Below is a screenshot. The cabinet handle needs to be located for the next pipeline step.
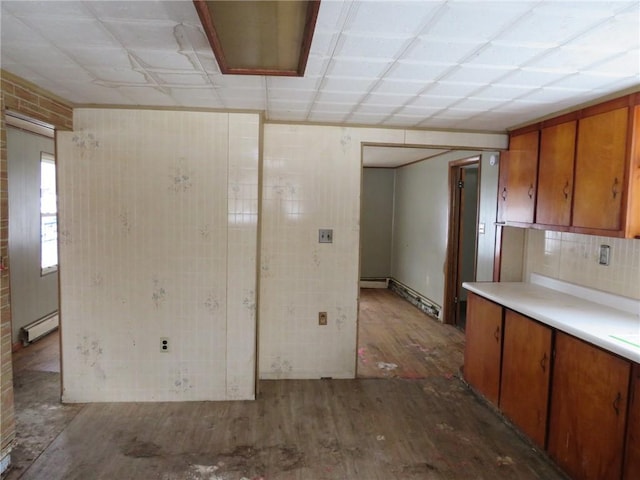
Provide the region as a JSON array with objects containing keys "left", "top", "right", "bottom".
[
  {"left": 540, "top": 353, "right": 547, "bottom": 373},
  {"left": 501, "top": 187, "right": 507, "bottom": 200},
  {"left": 563, "top": 181, "right": 570, "bottom": 200},
  {"left": 613, "top": 392, "right": 622, "bottom": 416},
  {"left": 494, "top": 326, "right": 500, "bottom": 343},
  {"left": 612, "top": 177, "right": 619, "bottom": 199},
  {"left": 528, "top": 183, "right": 534, "bottom": 199}
]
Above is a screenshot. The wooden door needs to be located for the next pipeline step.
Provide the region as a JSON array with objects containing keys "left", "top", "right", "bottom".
[
  {"left": 624, "top": 363, "right": 640, "bottom": 479},
  {"left": 505, "top": 130, "right": 539, "bottom": 224},
  {"left": 548, "top": 332, "right": 630, "bottom": 480},
  {"left": 573, "top": 107, "right": 629, "bottom": 231},
  {"left": 463, "top": 292, "right": 503, "bottom": 404},
  {"left": 536, "top": 121, "right": 576, "bottom": 226},
  {"left": 499, "top": 310, "right": 552, "bottom": 448}
]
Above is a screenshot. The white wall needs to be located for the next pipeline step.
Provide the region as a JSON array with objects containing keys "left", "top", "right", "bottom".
[
  {"left": 57, "top": 109, "right": 259, "bottom": 402},
  {"left": 7, "top": 128, "right": 58, "bottom": 344},
  {"left": 360, "top": 168, "right": 395, "bottom": 279},
  {"left": 259, "top": 125, "right": 506, "bottom": 378},
  {"left": 524, "top": 230, "right": 640, "bottom": 300}
]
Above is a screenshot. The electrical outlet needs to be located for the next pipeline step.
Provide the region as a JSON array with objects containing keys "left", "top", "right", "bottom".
[
  {"left": 319, "top": 229, "right": 333, "bottom": 243},
  {"left": 160, "top": 337, "right": 170, "bottom": 352},
  {"left": 318, "top": 312, "right": 328, "bottom": 325},
  {"left": 599, "top": 245, "right": 611, "bottom": 266}
]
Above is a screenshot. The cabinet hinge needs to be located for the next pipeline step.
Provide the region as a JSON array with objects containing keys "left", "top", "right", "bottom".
[
  {"left": 457, "top": 180, "right": 464, "bottom": 188},
  {"left": 454, "top": 296, "right": 458, "bottom": 304}
]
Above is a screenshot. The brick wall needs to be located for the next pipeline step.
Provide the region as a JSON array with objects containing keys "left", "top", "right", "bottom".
[{"left": 0, "top": 70, "right": 73, "bottom": 459}]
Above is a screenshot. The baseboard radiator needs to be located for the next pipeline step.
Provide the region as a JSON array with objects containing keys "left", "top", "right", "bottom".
[
  {"left": 388, "top": 278, "right": 441, "bottom": 319},
  {"left": 21, "top": 312, "right": 59, "bottom": 345},
  {"left": 359, "top": 277, "right": 389, "bottom": 289}
]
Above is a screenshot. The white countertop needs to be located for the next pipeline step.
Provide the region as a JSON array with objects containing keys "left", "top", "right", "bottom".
[{"left": 462, "top": 280, "right": 640, "bottom": 364}]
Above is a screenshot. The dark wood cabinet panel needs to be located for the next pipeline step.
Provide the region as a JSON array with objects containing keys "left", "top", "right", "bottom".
[
  {"left": 548, "top": 332, "right": 630, "bottom": 480},
  {"left": 624, "top": 363, "right": 640, "bottom": 479},
  {"left": 463, "top": 292, "right": 503, "bottom": 405},
  {"left": 536, "top": 121, "right": 576, "bottom": 227},
  {"left": 573, "top": 107, "right": 629, "bottom": 231},
  {"left": 499, "top": 310, "right": 552, "bottom": 448},
  {"left": 505, "top": 131, "right": 539, "bottom": 224}
]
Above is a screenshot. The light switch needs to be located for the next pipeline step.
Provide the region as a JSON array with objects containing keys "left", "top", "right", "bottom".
[
  {"left": 319, "top": 229, "right": 333, "bottom": 243},
  {"left": 478, "top": 223, "right": 485, "bottom": 235},
  {"left": 599, "top": 245, "right": 610, "bottom": 266}
]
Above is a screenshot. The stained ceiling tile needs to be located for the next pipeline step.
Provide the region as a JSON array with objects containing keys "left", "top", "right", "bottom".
[
  {"left": 127, "top": 50, "right": 200, "bottom": 71},
  {"left": 86, "top": 67, "right": 149, "bottom": 85},
  {"left": 65, "top": 47, "right": 133, "bottom": 69},
  {"left": 156, "top": 73, "right": 210, "bottom": 86},
  {"left": 101, "top": 19, "right": 183, "bottom": 50}
]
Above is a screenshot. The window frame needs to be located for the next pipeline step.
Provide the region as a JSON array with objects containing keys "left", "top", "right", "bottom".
[{"left": 40, "top": 151, "right": 58, "bottom": 276}]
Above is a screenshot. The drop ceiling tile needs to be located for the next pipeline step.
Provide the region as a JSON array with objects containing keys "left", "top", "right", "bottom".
[
  {"left": 219, "top": 76, "right": 265, "bottom": 89},
  {"left": 466, "top": 43, "right": 550, "bottom": 68},
  {"left": 345, "top": 1, "right": 442, "bottom": 36},
  {"left": 328, "top": 58, "right": 392, "bottom": 77},
  {"left": 362, "top": 93, "right": 416, "bottom": 106},
  {"left": 321, "top": 77, "right": 376, "bottom": 92},
  {"left": 304, "top": 55, "right": 331, "bottom": 77},
  {"left": 312, "top": 102, "right": 356, "bottom": 114},
  {"left": 64, "top": 83, "right": 138, "bottom": 105},
  {"left": 315, "top": 91, "right": 363, "bottom": 103},
  {"left": 268, "top": 100, "right": 313, "bottom": 110},
  {"left": 545, "top": 73, "right": 626, "bottom": 91},
  {"left": 309, "top": 31, "right": 339, "bottom": 56},
  {"left": 225, "top": 98, "right": 266, "bottom": 110},
  {"left": 403, "top": 38, "right": 480, "bottom": 63},
  {"left": 336, "top": 33, "right": 411, "bottom": 58},
  {"left": 569, "top": 8, "right": 640, "bottom": 52},
  {"left": 128, "top": 50, "right": 200, "bottom": 71},
  {"left": 101, "top": 19, "right": 182, "bottom": 50},
  {"left": 156, "top": 73, "right": 209, "bottom": 86},
  {"left": 437, "top": 108, "right": 485, "bottom": 120},
  {"left": 113, "top": 86, "right": 178, "bottom": 106},
  {"left": 354, "top": 104, "right": 400, "bottom": 115},
  {"left": 307, "top": 111, "right": 349, "bottom": 123},
  {"left": 314, "top": 0, "right": 350, "bottom": 31},
  {"left": 86, "top": 67, "right": 149, "bottom": 84},
  {"left": 24, "top": 16, "right": 122, "bottom": 49},
  {"left": 218, "top": 88, "right": 265, "bottom": 102},
  {"left": 268, "top": 89, "right": 316, "bottom": 102},
  {"left": 454, "top": 97, "right": 508, "bottom": 111},
  {"left": 498, "top": 2, "right": 624, "bottom": 48},
  {"left": 423, "top": 1, "right": 536, "bottom": 42},
  {"left": 441, "top": 65, "right": 512, "bottom": 84},
  {"left": 493, "top": 69, "right": 567, "bottom": 88},
  {"left": 528, "top": 47, "right": 624, "bottom": 73},
  {"left": 373, "top": 79, "right": 426, "bottom": 96},
  {"left": 471, "top": 84, "right": 532, "bottom": 100},
  {"left": 0, "top": 13, "right": 49, "bottom": 46},
  {"left": 170, "top": 89, "right": 223, "bottom": 108},
  {"left": 65, "top": 46, "right": 133, "bottom": 68},
  {"left": 409, "top": 94, "right": 459, "bottom": 108},
  {"left": 344, "top": 113, "right": 389, "bottom": 124},
  {"left": 423, "top": 81, "right": 484, "bottom": 97},
  {"left": 267, "top": 76, "right": 322, "bottom": 90},
  {"left": 517, "top": 87, "right": 593, "bottom": 104},
  {"left": 2, "top": 1, "right": 93, "bottom": 19},
  {"left": 418, "top": 117, "right": 464, "bottom": 129},
  {"left": 385, "top": 61, "right": 452, "bottom": 81},
  {"left": 584, "top": 49, "right": 640, "bottom": 77},
  {"left": 89, "top": 1, "right": 182, "bottom": 21},
  {"left": 396, "top": 105, "right": 444, "bottom": 117}
]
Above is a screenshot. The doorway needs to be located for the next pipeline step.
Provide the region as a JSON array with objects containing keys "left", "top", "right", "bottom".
[{"left": 445, "top": 157, "right": 480, "bottom": 330}]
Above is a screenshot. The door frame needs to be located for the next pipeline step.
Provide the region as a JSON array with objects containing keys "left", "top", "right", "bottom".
[{"left": 443, "top": 156, "right": 481, "bottom": 326}]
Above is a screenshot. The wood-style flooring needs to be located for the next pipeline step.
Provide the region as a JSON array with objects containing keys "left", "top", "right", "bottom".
[
  {"left": 357, "top": 288, "right": 465, "bottom": 379},
  {"left": 5, "top": 291, "right": 568, "bottom": 480}
]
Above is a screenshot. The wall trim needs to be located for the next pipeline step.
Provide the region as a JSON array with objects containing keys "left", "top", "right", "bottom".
[{"left": 387, "top": 278, "right": 441, "bottom": 319}]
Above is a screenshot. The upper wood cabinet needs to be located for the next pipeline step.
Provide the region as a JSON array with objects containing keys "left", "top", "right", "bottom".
[
  {"left": 463, "top": 292, "right": 503, "bottom": 405},
  {"left": 504, "top": 131, "right": 539, "bottom": 224},
  {"left": 502, "top": 93, "right": 640, "bottom": 238},
  {"left": 548, "top": 332, "right": 630, "bottom": 480},
  {"left": 536, "top": 120, "right": 577, "bottom": 227},
  {"left": 573, "top": 107, "right": 629, "bottom": 231}
]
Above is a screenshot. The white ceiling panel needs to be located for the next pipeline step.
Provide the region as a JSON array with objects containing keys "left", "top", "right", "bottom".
[
  {"left": 363, "top": 146, "right": 450, "bottom": 167},
  {"left": 1, "top": 0, "right": 638, "bottom": 133}
]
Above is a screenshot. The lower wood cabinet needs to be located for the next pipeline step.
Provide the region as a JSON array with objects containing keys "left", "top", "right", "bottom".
[
  {"left": 499, "top": 310, "right": 552, "bottom": 448},
  {"left": 548, "top": 332, "right": 630, "bottom": 480},
  {"left": 463, "top": 292, "right": 503, "bottom": 404},
  {"left": 624, "top": 363, "right": 640, "bottom": 478}
]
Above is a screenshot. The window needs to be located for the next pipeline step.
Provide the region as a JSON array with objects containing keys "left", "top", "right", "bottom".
[{"left": 40, "top": 153, "right": 57, "bottom": 274}]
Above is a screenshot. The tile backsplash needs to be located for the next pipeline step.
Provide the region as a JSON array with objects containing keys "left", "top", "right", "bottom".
[{"left": 525, "top": 230, "right": 640, "bottom": 300}]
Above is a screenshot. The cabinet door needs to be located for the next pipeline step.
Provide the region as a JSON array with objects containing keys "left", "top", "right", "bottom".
[
  {"left": 573, "top": 107, "right": 629, "bottom": 231},
  {"left": 505, "top": 130, "right": 539, "bottom": 224},
  {"left": 536, "top": 121, "right": 576, "bottom": 226},
  {"left": 548, "top": 332, "right": 630, "bottom": 480},
  {"left": 624, "top": 363, "right": 640, "bottom": 479},
  {"left": 499, "top": 310, "right": 552, "bottom": 448},
  {"left": 463, "top": 292, "right": 503, "bottom": 405}
]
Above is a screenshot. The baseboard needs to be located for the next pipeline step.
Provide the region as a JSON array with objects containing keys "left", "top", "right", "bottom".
[
  {"left": 388, "top": 278, "right": 441, "bottom": 320},
  {"left": 1, "top": 449, "right": 12, "bottom": 476},
  {"left": 359, "top": 278, "right": 389, "bottom": 289},
  {"left": 11, "top": 341, "right": 22, "bottom": 353}
]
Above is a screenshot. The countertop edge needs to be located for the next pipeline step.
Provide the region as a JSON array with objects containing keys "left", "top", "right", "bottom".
[{"left": 463, "top": 281, "right": 640, "bottom": 364}]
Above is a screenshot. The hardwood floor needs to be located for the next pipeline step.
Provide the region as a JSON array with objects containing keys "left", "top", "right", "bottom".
[
  {"left": 5, "top": 295, "right": 568, "bottom": 480},
  {"left": 357, "top": 288, "right": 465, "bottom": 379}
]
